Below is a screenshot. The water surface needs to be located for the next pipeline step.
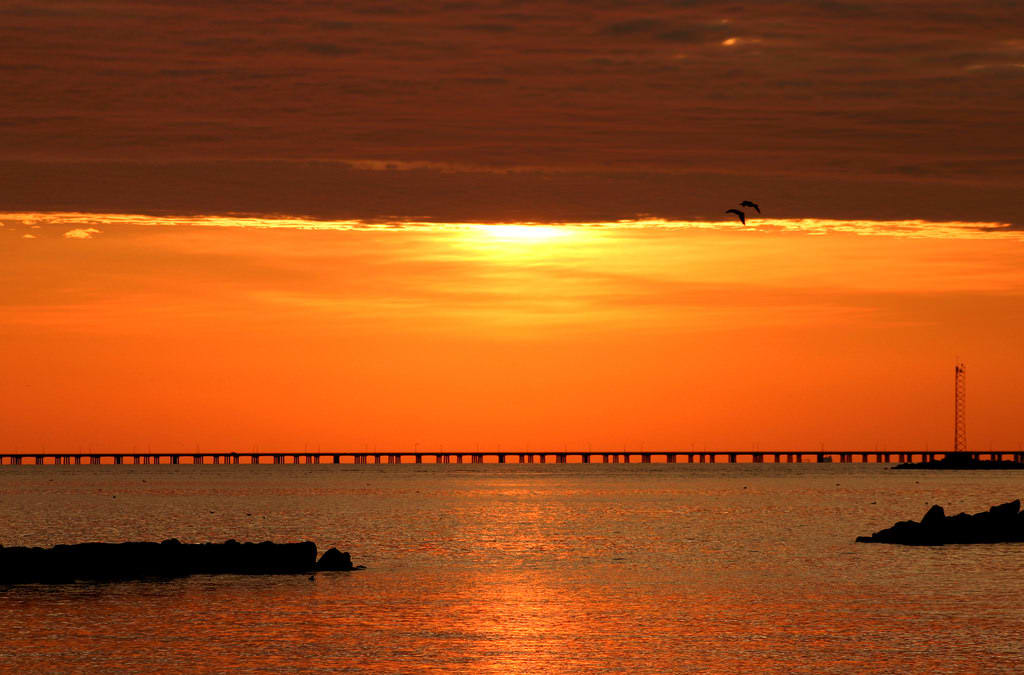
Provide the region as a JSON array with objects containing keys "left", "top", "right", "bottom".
[{"left": 1, "top": 464, "right": 1022, "bottom": 673}]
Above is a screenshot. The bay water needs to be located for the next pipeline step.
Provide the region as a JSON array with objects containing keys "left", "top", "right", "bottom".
[{"left": 1, "top": 464, "right": 1022, "bottom": 673}]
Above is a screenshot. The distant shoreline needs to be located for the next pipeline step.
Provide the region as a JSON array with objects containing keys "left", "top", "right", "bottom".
[{"left": 893, "top": 454, "right": 1024, "bottom": 470}]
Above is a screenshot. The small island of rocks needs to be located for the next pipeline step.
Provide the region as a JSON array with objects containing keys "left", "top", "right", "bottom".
[
  {"left": 857, "top": 499, "right": 1024, "bottom": 545},
  {"left": 0, "top": 540, "right": 364, "bottom": 584},
  {"left": 893, "top": 453, "right": 1024, "bottom": 470}
]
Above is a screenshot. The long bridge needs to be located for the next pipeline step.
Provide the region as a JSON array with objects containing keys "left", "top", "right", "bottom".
[{"left": 0, "top": 450, "right": 1021, "bottom": 466}]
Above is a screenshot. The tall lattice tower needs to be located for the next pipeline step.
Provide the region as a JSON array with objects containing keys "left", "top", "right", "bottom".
[{"left": 954, "top": 362, "right": 967, "bottom": 453}]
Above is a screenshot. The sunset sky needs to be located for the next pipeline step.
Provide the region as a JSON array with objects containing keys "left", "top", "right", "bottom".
[{"left": 2, "top": 1, "right": 1023, "bottom": 453}]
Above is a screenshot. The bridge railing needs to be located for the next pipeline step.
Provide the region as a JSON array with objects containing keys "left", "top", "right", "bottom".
[{"left": 3, "top": 450, "right": 1022, "bottom": 466}]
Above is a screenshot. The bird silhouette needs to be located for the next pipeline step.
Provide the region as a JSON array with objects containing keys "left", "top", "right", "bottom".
[
  {"left": 740, "top": 200, "right": 760, "bottom": 213},
  {"left": 725, "top": 209, "right": 746, "bottom": 225}
]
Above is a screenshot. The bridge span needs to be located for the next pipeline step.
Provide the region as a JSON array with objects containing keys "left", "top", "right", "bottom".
[{"left": 1, "top": 450, "right": 1022, "bottom": 466}]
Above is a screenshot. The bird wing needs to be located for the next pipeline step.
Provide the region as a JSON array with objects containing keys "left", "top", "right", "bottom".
[
  {"left": 725, "top": 209, "right": 746, "bottom": 224},
  {"left": 741, "top": 200, "right": 761, "bottom": 213}
]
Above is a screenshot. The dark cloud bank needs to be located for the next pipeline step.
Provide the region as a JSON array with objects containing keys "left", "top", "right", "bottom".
[{"left": 1, "top": 0, "right": 1022, "bottom": 222}]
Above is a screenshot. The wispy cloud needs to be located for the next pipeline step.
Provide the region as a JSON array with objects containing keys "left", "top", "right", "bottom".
[
  {"left": 62, "top": 227, "right": 101, "bottom": 239},
  {"left": 5, "top": 212, "right": 1021, "bottom": 241}
]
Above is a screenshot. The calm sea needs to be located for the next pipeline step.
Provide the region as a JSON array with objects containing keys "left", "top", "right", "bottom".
[{"left": 1, "top": 464, "right": 1022, "bottom": 673}]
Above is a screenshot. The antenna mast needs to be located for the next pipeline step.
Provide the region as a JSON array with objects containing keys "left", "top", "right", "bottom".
[{"left": 954, "top": 362, "right": 967, "bottom": 453}]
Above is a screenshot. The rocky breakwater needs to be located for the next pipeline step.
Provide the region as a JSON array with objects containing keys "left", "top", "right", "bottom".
[
  {"left": 856, "top": 499, "right": 1024, "bottom": 545},
  {"left": 0, "top": 540, "right": 363, "bottom": 584},
  {"left": 893, "top": 453, "right": 1024, "bottom": 470}
]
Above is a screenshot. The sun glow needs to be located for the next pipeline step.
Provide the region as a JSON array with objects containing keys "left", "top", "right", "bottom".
[
  {"left": 472, "top": 224, "right": 572, "bottom": 243},
  {"left": 458, "top": 224, "right": 584, "bottom": 265}
]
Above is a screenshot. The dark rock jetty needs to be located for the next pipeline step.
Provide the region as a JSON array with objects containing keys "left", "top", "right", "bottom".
[
  {"left": 856, "top": 499, "right": 1024, "bottom": 545},
  {"left": 0, "top": 540, "right": 363, "bottom": 584},
  {"left": 893, "top": 453, "right": 1024, "bottom": 470}
]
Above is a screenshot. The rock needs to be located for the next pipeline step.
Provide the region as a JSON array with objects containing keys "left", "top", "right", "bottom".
[
  {"left": 0, "top": 539, "right": 331, "bottom": 584},
  {"left": 315, "top": 547, "right": 364, "bottom": 571},
  {"left": 893, "top": 454, "right": 1024, "bottom": 470},
  {"left": 920, "top": 504, "right": 945, "bottom": 527},
  {"left": 857, "top": 500, "right": 1024, "bottom": 545},
  {"left": 989, "top": 499, "right": 1020, "bottom": 519}
]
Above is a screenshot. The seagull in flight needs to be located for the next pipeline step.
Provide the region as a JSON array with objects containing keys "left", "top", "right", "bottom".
[
  {"left": 725, "top": 209, "right": 746, "bottom": 225},
  {"left": 740, "top": 200, "right": 760, "bottom": 214}
]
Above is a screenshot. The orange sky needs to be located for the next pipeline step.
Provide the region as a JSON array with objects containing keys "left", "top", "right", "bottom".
[
  {"left": 2, "top": 214, "right": 1022, "bottom": 453},
  {"left": 2, "top": 1, "right": 1023, "bottom": 454}
]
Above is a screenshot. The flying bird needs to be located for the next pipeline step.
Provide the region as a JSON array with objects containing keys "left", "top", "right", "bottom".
[
  {"left": 740, "top": 200, "right": 761, "bottom": 213},
  {"left": 725, "top": 209, "right": 746, "bottom": 225}
]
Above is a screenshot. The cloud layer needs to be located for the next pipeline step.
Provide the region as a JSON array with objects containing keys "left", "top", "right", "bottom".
[{"left": 1, "top": 1, "right": 1022, "bottom": 220}]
